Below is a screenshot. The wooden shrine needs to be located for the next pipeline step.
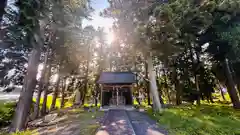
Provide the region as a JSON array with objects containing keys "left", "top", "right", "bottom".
[{"left": 97, "top": 72, "right": 136, "bottom": 107}]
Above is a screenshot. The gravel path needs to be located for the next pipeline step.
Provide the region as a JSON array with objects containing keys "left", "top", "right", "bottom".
[
  {"left": 127, "top": 111, "right": 168, "bottom": 135},
  {"left": 96, "top": 110, "right": 135, "bottom": 135}
]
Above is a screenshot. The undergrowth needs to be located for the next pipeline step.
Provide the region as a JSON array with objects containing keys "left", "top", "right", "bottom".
[{"left": 148, "top": 103, "right": 240, "bottom": 135}]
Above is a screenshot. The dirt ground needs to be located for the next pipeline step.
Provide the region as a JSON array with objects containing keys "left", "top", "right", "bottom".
[{"left": 28, "top": 108, "right": 104, "bottom": 135}]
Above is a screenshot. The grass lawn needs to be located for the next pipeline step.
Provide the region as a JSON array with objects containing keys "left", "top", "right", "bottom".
[
  {"left": 70, "top": 108, "right": 104, "bottom": 135},
  {"left": 148, "top": 103, "right": 240, "bottom": 135},
  {"left": 0, "top": 102, "right": 15, "bottom": 128}
]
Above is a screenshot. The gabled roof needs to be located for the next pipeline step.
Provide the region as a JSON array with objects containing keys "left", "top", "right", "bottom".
[{"left": 97, "top": 72, "right": 136, "bottom": 84}]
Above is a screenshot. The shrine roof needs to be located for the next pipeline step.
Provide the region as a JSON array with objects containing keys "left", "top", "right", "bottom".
[{"left": 97, "top": 72, "right": 136, "bottom": 84}]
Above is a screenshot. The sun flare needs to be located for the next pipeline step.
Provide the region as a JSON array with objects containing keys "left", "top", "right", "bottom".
[{"left": 106, "top": 31, "right": 114, "bottom": 44}]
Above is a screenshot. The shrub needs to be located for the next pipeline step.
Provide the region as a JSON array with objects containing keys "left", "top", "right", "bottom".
[{"left": 0, "top": 102, "right": 16, "bottom": 127}]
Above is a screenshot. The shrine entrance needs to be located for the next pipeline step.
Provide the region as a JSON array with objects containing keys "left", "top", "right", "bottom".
[
  {"left": 97, "top": 72, "right": 136, "bottom": 108},
  {"left": 101, "top": 85, "right": 133, "bottom": 106}
]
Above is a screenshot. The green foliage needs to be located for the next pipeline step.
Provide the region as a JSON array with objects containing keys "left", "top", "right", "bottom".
[
  {"left": 76, "top": 110, "right": 103, "bottom": 135},
  {"left": 32, "top": 95, "right": 73, "bottom": 110},
  {"left": 148, "top": 104, "right": 240, "bottom": 135},
  {"left": 10, "top": 130, "right": 35, "bottom": 135},
  {"left": 0, "top": 102, "right": 16, "bottom": 127},
  {"left": 83, "top": 103, "right": 100, "bottom": 108}
]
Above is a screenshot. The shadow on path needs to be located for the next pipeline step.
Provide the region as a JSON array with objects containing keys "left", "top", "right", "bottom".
[
  {"left": 96, "top": 110, "right": 135, "bottom": 135},
  {"left": 96, "top": 110, "right": 167, "bottom": 135},
  {"left": 127, "top": 111, "right": 168, "bottom": 135}
]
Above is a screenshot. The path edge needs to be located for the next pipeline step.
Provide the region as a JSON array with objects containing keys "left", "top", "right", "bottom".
[
  {"left": 95, "top": 110, "right": 110, "bottom": 134},
  {"left": 125, "top": 110, "right": 136, "bottom": 135}
]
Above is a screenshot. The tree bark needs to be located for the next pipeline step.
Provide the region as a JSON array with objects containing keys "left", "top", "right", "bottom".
[
  {"left": 195, "top": 75, "right": 201, "bottom": 105},
  {"left": 173, "top": 66, "right": 182, "bottom": 105},
  {"left": 82, "top": 81, "right": 87, "bottom": 105},
  {"left": 75, "top": 89, "right": 82, "bottom": 105},
  {"left": 33, "top": 51, "right": 48, "bottom": 119},
  {"left": 190, "top": 47, "right": 201, "bottom": 105},
  {"left": 220, "top": 88, "right": 226, "bottom": 101},
  {"left": 224, "top": 58, "right": 240, "bottom": 109},
  {"left": 147, "top": 53, "right": 162, "bottom": 111},
  {"left": 237, "top": 83, "right": 240, "bottom": 97},
  {"left": 81, "top": 41, "right": 90, "bottom": 105},
  {"left": 144, "top": 61, "right": 151, "bottom": 105},
  {"left": 136, "top": 74, "right": 141, "bottom": 105},
  {"left": 61, "top": 78, "right": 68, "bottom": 108},
  {"left": 50, "top": 74, "right": 61, "bottom": 111},
  {"left": 217, "top": 81, "right": 226, "bottom": 101},
  {"left": 163, "top": 68, "right": 171, "bottom": 103},
  {"left": 95, "top": 83, "right": 100, "bottom": 106},
  {"left": 156, "top": 78, "right": 164, "bottom": 104},
  {"left": 41, "top": 61, "right": 52, "bottom": 116},
  {"left": 10, "top": 48, "right": 41, "bottom": 131}
]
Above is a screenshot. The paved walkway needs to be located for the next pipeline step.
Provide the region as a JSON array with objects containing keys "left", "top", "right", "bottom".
[
  {"left": 127, "top": 111, "right": 167, "bottom": 135},
  {"left": 97, "top": 110, "right": 135, "bottom": 135},
  {"left": 96, "top": 110, "right": 167, "bottom": 135}
]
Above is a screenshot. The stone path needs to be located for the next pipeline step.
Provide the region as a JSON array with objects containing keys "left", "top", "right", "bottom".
[
  {"left": 97, "top": 110, "right": 135, "bottom": 135},
  {"left": 127, "top": 111, "right": 168, "bottom": 135},
  {"left": 96, "top": 110, "right": 167, "bottom": 135}
]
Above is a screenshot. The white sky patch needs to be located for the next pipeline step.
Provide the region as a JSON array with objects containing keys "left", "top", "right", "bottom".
[
  {"left": 93, "top": 52, "right": 98, "bottom": 57},
  {"left": 6, "top": 68, "right": 16, "bottom": 79},
  {"left": 83, "top": 13, "right": 114, "bottom": 30},
  {"left": 65, "top": 78, "right": 71, "bottom": 85},
  {"left": 36, "top": 64, "right": 44, "bottom": 81},
  {"left": 2, "top": 58, "right": 11, "bottom": 63},
  {"left": 82, "top": 3, "right": 114, "bottom": 45},
  {"left": 51, "top": 74, "right": 59, "bottom": 84},
  {"left": 106, "top": 30, "right": 114, "bottom": 44},
  {"left": 96, "top": 43, "right": 100, "bottom": 48},
  {"left": 24, "top": 63, "right": 28, "bottom": 68},
  {"left": 202, "top": 43, "right": 209, "bottom": 51}
]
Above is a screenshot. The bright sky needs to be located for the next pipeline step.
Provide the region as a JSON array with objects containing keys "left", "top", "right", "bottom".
[
  {"left": 83, "top": 0, "right": 113, "bottom": 29},
  {"left": 82, "top": 0, "right": 114, "bottom": 43}
]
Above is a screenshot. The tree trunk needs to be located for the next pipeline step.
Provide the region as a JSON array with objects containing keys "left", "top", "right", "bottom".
[
  {"left": 217, "top": 82, "right": 226, "bottom": 101},
  {"left": 82, "top": 81, "right": 87, "bottom": 105},
  {"left": 0, "top": 0, "right": 7, "bottom": 23},
  {"left": 147, "top": 53, "right": 162, "bottom": 111},
  {"left": 75, "top": 89, "right": 82, "bottom": 105},
  {"left": 10, "top": 48, "right": 41, "bottom": 131},
  {"left": 33, "top": 51, "right": 48, "bottom": 119},
  {"left": 195, "top": 75, "right": 201, "bottom": 106},
  {"left": 163, "top": 68, "right": 171, "bottom": 103},
  {"left": 156, "top": 79, "right": 164, "bottom": 104},
  {"left": 50, "top": 74, "right": 61, "bottom": 111},
  {"left": 144, "top": 61, "right": 151, "bottom": 105},
  {"left": 190, "top": 47, "right": 201, "bottom": 105},
  {"left": 61, "top": 78, "right": 68, "bottom": 108},
  {"left": 95, "top": 83, "right": 100, "bottom": 106},
  {"left": 136, "top": 75, "right": 141, "bottom": 105},
  {"left": 220, "top": 88, "right": 226, "bottom": 101},
  {"left": 173, "top": 66, "right": 182, "bottom": 105},
  {"left": 41, "top": 61, "right": 52, "bottom": 116},
  {"left": 95, "top": 67, "right": 102, "bottom": 106},
  {"left": 237, "top": 83, "right": 240, "bottom": 97},
  {"left": 224, "top": 58, "right": 240, "bottom": 109}
]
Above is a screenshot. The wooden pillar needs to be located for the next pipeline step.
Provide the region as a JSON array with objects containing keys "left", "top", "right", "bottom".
[
  {"left": 117, "top": 87, "right": 119, "bottom": 106},
  {"left": 131, "top": 85, "right": 133, "bottom": 105},
  {"left": 100, "top": 86, "right": 103, "bottom": 108}
]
